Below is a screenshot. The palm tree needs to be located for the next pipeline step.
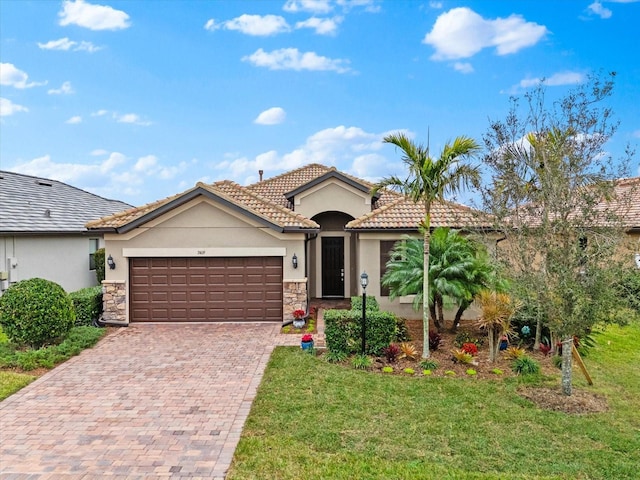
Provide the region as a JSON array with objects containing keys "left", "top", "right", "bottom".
[
  {"left": 373, "top": 133, "right": 481, "bottom": 358},
  {"left": 381, "top": 228, "right": 497, "bottom": 333}
]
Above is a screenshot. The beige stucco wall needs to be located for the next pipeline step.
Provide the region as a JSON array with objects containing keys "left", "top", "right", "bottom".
[
  {"left": 294, "top": 180, "right": 372, "bottom": 220},
  {"left": 0, "top": 234, "right": 103, "bottom": 294}
]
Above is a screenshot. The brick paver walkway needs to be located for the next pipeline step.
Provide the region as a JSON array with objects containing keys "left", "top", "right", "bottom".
[{"left": 0, "top": 323, "right": 300, "bottom": 479}]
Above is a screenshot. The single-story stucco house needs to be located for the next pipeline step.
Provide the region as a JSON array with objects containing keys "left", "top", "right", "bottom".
[
  {"left": 0, "top": 170, "right": 132, "bottom": 295},
  {"left": 87, "top": 163, "right": 495, "bottom": 325}
]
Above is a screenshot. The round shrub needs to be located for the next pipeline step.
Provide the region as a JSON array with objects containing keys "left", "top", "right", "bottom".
[{"left": 0, "top": 278, "right": 76, "bottom": 348}]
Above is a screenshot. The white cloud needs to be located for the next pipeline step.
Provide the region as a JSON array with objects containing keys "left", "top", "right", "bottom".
[
  {"left": 0, "top": 97, "right": 28, "bottom": 116},
  {"left": 38, "top": 37, "right": 101, "bottom": 52},
  {"left": 58, "top": 0, "right": 130, "bottom": 31},
  {"left": 429, "top": 1, "right": 443, "bottom": 8},
  {"left": 134, "top": 155, "right": 158, "bottom": 172},
  {"left": 336, "top": 0, "right": 380, "bottom": 13},
  {"left": 254, "top": 107, "right": 286, "bottom": 125},
  {"left": 587, "top": 1, "right": 613, "bottom": 18},
  {"left": 91, "top": 149, "right": 109, "bottom": 155},
  {"left": 423, "top": 7, "right": 548, "bottom": 60},
  {"left": 66, "top": 115, "right": 82, "bottom": 124},
  {"left": 48, "top": 81, "right": 75, "bottom": 95},
  {"left": 0, "top": 63, "right": 46, "bottom": 89},
  {"left": 242, "top": 48, "right": 351, "bottom": 73},
  {"left": 214, "top": 125, "right": 403, "bottom": 184},
  {"left": 283, "top": 0, "right": 333, "bottom": 14},
  {"left": 295, "top": 16, "right": 342, "bottom": 35},
  {"left": 115, "top": 113, "right": 152, "bottom": 126},
  {"left": 204, "top": 19, "right": 217, "bottom": 30},
  {"left": 453, "top": 62, "right": 474, "bottom": 74},
  {"left": 8, "top": 152, "right": 190, "bottom": 201},
  {"left": 518, "top": 71, "right": 585, "bottom": 89},
  {"left": 213, "top": 14, "right": 290, "bottom": 36},
  {"left": 91, "top": 109, "right": 109, "bottom": 116}
]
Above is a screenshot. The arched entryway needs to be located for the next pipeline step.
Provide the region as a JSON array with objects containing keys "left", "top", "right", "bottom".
[{"left": 309, "top": 211, "right": 355, "bottom": 299}]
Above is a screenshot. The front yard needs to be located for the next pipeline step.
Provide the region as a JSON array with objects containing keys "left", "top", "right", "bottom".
[{"left": 227, "top": 320, "right": 640, "bottom": 480}]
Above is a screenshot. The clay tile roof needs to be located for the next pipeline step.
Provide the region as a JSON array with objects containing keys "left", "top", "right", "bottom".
[
  {"left": 205, "top": 181, "right": 319, "bottom": 229},
  {"left": 246, "top": 163, "right": 400, "bottom": 209},
  {"left": 594, "top": 177, "right": 640, "bottom": 229},
  {"left": 345, "top": 196, "right": 493, "bottom": 230},
  {"left": 86, "top": 180, "right": 319, "bottom": 231},
  {"left": 85, "top": 188, "right": 192, "bottom": 229}
]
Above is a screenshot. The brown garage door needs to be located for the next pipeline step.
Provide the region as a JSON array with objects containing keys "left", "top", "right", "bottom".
[{"left": 129, "top": 257, "right": 283, "bottom": 322}]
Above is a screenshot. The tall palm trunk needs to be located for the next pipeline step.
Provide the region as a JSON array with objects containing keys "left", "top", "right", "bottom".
[{"left": 422, "top": 205, "right": 431, "bottom": 358}]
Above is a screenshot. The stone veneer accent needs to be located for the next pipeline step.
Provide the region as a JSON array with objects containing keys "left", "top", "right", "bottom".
[
  {"left": 102, "top": 280, "right": 127, "bottom": 324},
  {"left": 283, "top": 279, "right": 307, "bottom": 321}
]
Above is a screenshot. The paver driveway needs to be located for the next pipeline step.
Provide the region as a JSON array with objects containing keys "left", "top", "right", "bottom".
[{"left": 0, "top": 323, "right": 299, "bottom": 479}]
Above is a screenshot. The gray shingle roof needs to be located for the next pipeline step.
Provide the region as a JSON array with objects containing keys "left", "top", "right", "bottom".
[{"left": 0, "top": 170, "right": 132, "bottom": 233}]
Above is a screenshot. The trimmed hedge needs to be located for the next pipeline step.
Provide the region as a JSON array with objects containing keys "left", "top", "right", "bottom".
[
  {"left": 350, "top": 295, "right": 380, "bottom": 313},
  {"left": 69, "top": 286, "right": 103, "bottom": 326},
  {"left": 324, "top": 307, "right": 396, "bottom": 356},
  {"left": 0, "top": 278, "right": 75, "bottom": 348}
]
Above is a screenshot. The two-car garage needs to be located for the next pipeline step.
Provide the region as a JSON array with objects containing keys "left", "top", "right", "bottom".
[{"left": 129, "top": 256, "right": 283, "bottom": 322}]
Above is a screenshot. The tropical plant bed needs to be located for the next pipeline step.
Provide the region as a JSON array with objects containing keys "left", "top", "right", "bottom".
[{"left": 325, "top": 319, "right": 607, "bottom": 414}]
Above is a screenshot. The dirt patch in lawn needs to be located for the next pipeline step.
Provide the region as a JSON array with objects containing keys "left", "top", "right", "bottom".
[{"left": 518, "top": 386, "right": 608, "bottom": 414}]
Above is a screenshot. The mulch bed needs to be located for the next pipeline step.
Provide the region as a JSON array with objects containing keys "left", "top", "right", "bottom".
[{"left": 326, "top": 318, "right": 608, "bottom": 414}]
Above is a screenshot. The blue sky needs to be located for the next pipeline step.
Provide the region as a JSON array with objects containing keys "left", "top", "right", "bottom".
[{"left": 1, "top": 0, "right": 639, "bottom": 206}]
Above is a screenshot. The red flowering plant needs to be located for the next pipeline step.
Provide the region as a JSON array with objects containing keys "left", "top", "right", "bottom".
[
  {"left": 301, "top": 334, "right": 313, "bottom": 343},
  {"left": 461, "top": 342, "right": 478, "bottom": 356},
  {"left": 293, "top": 309, "right": 306, "bottom": 320}
]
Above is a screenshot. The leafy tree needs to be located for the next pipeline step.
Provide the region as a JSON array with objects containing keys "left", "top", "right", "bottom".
[
  {"left": 482, "top": 72, "right": 635, "bottom": 395},
  {"left": 381, "top": 227, "right": 498, "bottom": 332},
  {"left": 374, "top": 134, "right": 480, "bottom": 358}
]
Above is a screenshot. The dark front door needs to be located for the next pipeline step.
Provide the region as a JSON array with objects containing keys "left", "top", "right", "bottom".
[{"left": 322, "top": 237, "right": 344, "bottom": 297}]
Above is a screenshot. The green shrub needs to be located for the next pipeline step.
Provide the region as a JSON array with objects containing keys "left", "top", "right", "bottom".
[
  {"left": 616, "top": 268, "right": 640, "bottom": 314},
  {"left": 69, "top": 286, "right": 103, "bottom": 326},
  {"left": 94, "top": 248, "right": 106, "bottom": 283},
  {"left": 0, "top": 278, "right": 75, "bottom": 348},
  {"left": 0, "top": 326, "right": 105, "bottom": 371},
  {"left": 351, "top": 354, "right": 372, "bottom": 370},
  {"left": 324, "top": 308, "right": 397, "bottom": 356},
  {"left": 350, "top": 295, "right": 380, "bottom": 313},
  {"left": 324, "top": 350, "right": 348, "bottom": 363},
  {"left": 394, "top": 317, "right": 411, "bottom": 342},
  {"left": 420, "top": 359, "right": 438, "bottom": 370},
  {"left": 512, "top": 356, "right": 541, "bottom": 376},
  {"left": 403, "top": 368, "right": 415, "bottom": 375},
  {"left": 0, "top": 325, "right": 8, "bottom": 344},
  {"left": 382, "top": 366, "right": 393, "bottom": 373}
]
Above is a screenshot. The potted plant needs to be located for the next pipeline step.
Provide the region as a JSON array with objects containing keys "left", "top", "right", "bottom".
[
  {"left": 301, "top": 333, "right": 314, "bottom": 350},
  {"left": 292, "top": 309, "right": 306, "bottom": 328}
]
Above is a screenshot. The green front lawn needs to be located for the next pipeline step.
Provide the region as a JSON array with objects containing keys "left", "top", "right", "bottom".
[
  {"left": 0, "top": 325, "right": 107, "bottom": 400},
  {"left": 228, "top": 321, "right": 640, "bottom": 480}
]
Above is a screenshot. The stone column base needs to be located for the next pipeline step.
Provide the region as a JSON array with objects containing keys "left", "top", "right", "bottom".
[
  {"left": 102, "top": 280, "right": 127, "bottom": 324},
  {"left": 283, "top": 278, "right": 307, "bottom": 322}
]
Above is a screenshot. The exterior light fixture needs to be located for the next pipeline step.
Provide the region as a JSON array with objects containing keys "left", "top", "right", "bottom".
[
  {"left": 292, "top": 253, "right": 298, "bottom": 269},
  {"left": 360, "top": 271, "right": 369, "bottom": 355},
  {"left": 107, "top": 254, "right": 116, "bottom": 270}
]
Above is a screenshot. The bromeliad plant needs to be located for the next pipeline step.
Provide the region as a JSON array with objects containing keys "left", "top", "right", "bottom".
[
  {"left": 382, "top": 344, "right": 400, "bottom": 363},
  {"left": 301, "top": 334, "right": 313, "bottom": 343},
  {"left": 476, "top": 290, "right": 519, "bottom": 362},
  {"left": 293, "top": 309, "right": 306, "bottom": 320}
]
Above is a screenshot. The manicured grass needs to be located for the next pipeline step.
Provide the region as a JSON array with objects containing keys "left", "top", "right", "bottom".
[
  {"left": 0, "top": 371, "right": 36, "bottom": 401},
  {"left": 0, "top": 326, "right": 107, "bottom": 399},
  {"left": 228, "top": 322, "right": 640, "bottom": 480}
]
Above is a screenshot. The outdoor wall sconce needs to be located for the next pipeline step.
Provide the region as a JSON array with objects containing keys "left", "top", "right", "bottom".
[
  {"left": 107, "top": 255, "right": 116, "bottom": 270},
  {"left": 292, "top": 253, "right": 298, "bottom": 269}
]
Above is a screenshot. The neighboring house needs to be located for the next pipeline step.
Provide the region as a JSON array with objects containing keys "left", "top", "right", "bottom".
[
  {"left": 601, "top": 177, "right": 640, "bottom": 265},
  {"left": 0, "top": 171, "right": 132, "bottom": 295},
  {"left": 87, "top": 163, "right": 494, "bottom": 325}
]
